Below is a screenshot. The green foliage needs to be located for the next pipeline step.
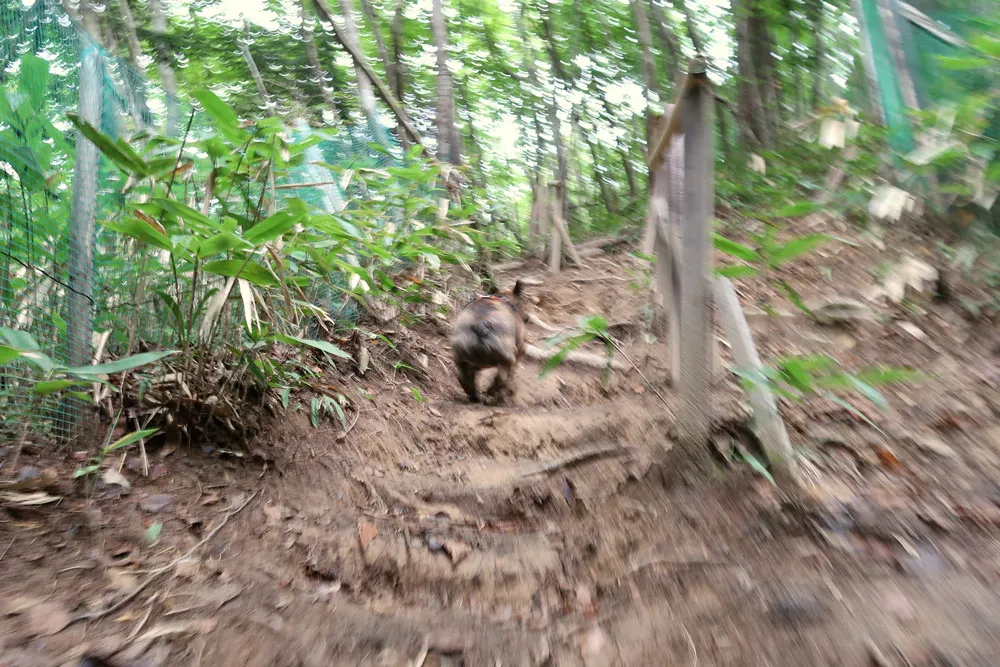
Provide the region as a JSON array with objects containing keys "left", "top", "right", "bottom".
[
  {"left": 906, "top": 19, "right": 1000, "bottom": 230},
  {"left": 714, "top": 224, "right": 834, "bottom": 316},
  {"left": 735, "top": 354, "right": 921, "bottom": 429},
  {"left": 74, "top": 427, "right": 160, "bottom": 479},
  {"left": 540, "top": 315, "right": 615, "bottom": 386}
]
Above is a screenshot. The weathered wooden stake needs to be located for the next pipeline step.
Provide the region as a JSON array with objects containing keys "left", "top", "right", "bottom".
[
  {"left": 675, "top": 74, "right": 713, "bottom": 450},
  {"left": 713, "top": 277, "right": 799, "bottom": 488}
]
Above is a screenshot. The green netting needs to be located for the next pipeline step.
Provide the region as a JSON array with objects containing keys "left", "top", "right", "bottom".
[
  {"left": 859, "top": 0, "right": 996, "bottom": 152},
  {"left": 0, "top": 0, "right": 401, "bottom": 437}
]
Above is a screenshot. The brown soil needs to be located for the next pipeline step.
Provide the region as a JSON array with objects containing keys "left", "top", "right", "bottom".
[{"left": 4, "top": 222, "right": 1000, "bottom": 667}]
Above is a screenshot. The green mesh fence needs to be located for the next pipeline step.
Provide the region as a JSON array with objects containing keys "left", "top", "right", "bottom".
[
  {"left": 859, "top": 0, "right": 996, "bottom": 152},
  {"left": 0, "top": 0, "right": 402, "bottom": 437}
]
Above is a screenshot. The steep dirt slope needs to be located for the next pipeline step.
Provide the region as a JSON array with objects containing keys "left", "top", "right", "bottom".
[{"left": 4, "top": 236, "right": 1000, "bottom": 666}]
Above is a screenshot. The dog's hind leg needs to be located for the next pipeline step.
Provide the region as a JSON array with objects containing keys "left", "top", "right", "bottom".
[{"left": 456, "top": 361, "right": 480, "bottom": 403}]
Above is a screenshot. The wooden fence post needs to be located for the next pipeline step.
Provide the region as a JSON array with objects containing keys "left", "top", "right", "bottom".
[{"left": 676, "top": 70, "right": 713, "bottom": 450}]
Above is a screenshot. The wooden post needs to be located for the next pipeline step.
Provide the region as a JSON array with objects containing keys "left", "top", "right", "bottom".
[
  {"left": 713, "top": 277, "right": 799, "bottom": 488},
  {"left": 676, "top": 70, "right": 713, "bottom": 450},
  {"left": 665, "top": 132, "right": 684, "bottom": 386}
]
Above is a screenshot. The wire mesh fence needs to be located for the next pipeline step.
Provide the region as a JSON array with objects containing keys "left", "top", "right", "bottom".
[{"left": 1, "top": 0, "right": 404, "bottom": 439}]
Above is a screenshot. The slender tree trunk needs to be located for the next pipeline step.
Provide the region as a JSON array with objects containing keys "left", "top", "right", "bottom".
[
  {"left": 648, "top": 0, "right": 679, "bottom": 87},
  {"left": 300, "top": 0, "right": 341, "bottom": 120},
  {"left": 808, "top": 1, "right": 825, "bottom": 109},
  {"left": 240, "top": 29, "right": 275, "bottom": 116},
  {"left": 588, "top": 136, "right": 617, "bottom": 214},
  {"left": 458, "top": 78, "right": 484, "bottom": 186},
  {"left": 751, "top": 5, "right": 781, "bottom": 139},
  {"left": 620, "top": 146, "right": 637, "bottom": 197},
  {"left": 389, "top": 0, "right": 409, "bottom": 151},
  {"left": 630, "top": 0, "right": 658, "bottom": 133},
  {"left": 341, "top": 0, "right": 389, "bottom": 147},
  {"left": 115, "top": 0, "right": 151, "bottom": 125},
  {"left": 431, "top": 0, "right": 461, "bottom": 165},
  {"left": 672, "top": 0, "right": 705, "bottom": 54},
  {"left": 148, "top": 0, "right": 179, "bottom": 135},
  {"left": 733, "top": 0, "right": 769, "bottom": 148}
]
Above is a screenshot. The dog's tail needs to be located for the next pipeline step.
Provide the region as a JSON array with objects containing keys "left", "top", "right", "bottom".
[{"left": 472, "top": 320, "right": 494, "bottom": 338}]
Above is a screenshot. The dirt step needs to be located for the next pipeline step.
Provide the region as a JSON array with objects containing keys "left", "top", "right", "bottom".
[{"left": 299, "top": 523, "right": 562, "bottom": 615}]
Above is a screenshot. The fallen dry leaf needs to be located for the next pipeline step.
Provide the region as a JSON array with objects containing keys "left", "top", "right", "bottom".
[
  {"left": 107, "top": 567, "right": 140, "bottom": 594},
  {"left": 358, "top": 519, "right": 377, "bottom": 550},
  {"left": 27, "top": 600, "right": 71, "bottom": 637},
  {"left": 133, "top": 618, "right": 218, "bottom": 644},
  {"left": 0, "top": 491, "right": 62, "bottom": 506},
  {"left": 442, "top": 539, "right": 470, "bottom": 565}
]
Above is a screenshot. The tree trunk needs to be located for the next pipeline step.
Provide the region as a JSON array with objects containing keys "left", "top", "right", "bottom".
[
  {"left": 588, "top": 136, "right": 617, "bottom": 214},
  {"left": 115, "top": 0, "right": 152, "bottom": 125},
  {"left": 672, "top": 0, "right": 705, "bottom": 54},
  {"left": 312, "top": 0, "right": 425, "bottom": 150},
  {"left": 648, "top": 0, "right": 679, "bottom": 88},
  {"left": 808, "top": 0, "right": 825, "bottom": 109},
  {"left": 630, "top": 0, "right": 658, "bottom": 122},
  {"left": 240, "top": 30, "right": 275, "bottom": 116},
  {"left": 457, "top": 77, "right": 484, "bottom": 186},
  {"left": 148, "top": 0, "right": 179, "bottom": 135},
  {"left": 389, "top": 0, "right": 409, "bottom": 151},
  {"left": 341, "top": 0, "right": 390, "bottom": 147},
  {"left": 750, "top": 3, "right": 781, "bottom": 139},
  {"left": 431, "top": 0, "right": 461, "bottom": 165},
  {"left": 733, "top": 0, "right": 769, "bottom": 148},
  {"left": 300, "top": 0, "right": 341, "bottom": 120}
]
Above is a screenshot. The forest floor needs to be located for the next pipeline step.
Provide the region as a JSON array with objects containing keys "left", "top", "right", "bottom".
[{"left": 4, "top": 215, "right": 1000, "bottom": 666}]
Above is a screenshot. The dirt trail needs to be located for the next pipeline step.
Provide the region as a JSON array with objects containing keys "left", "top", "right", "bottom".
[{"left": 5, "top": 232, "right": 1000, "bottom": 666}]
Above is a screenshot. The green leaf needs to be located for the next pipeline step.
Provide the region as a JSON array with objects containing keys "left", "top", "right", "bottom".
[
  {"left": 715, "top": 265, "right": 761, "bottom": 279},
  {"left": 154, "top": 291, "right": 187, "bottom": 338},
  {"left": 243, "top": 211, "right": 304, "bottom": 245},
  {"left": 971, "top": 34, "right": 1000, "bottom": 58},
  {"left": 410, "top": 387, "right": 424, "bottom": 402},
  {"left": 987, "top": 160, "right": 1000, "bottom": 183},
  {"left": 714, "top": 234, "right": 761, "bottom": 263},
  {"left": 198, "top": 232, "right": 254, "bottom": 258},
  {"left": 776, "top": 280, "right": 812, "bottom": 317},
  {"left": 855, "top": 366, "right": 923, "bottom": 387},
  {"left": 937, "top": 55, "right": 991, "bottom": 71},
  {"left": 0, "top": 327, "right": 41, "bottom": 351},
  {"left": 67, "top": 113, "right": 149, "bottom": 175},
  {"left": 102, "top": 218, "right": 173, "bottom": 251},
  {"left": 275, "top": 334, "right": 353, "bottom": 360},
  {"left": 73, "top": 464, "right": 100, "bottom": 479},
  {"left": 0, "top": 345, "right": 22, "bottom": 365},
  {"left": 151, "top": 198, "right": 217, "bottom": 231},
  {"left": 847, "top": 376, "right": 888, "bottom": 410},
  {"left": 145, "top": 521, "right": 163, "bottom": 544},
  {"left": 310, "top": 397, "right": 320, "bottom": 428},
  {"left": 540, "top": 333, "right": 594, "bottom": 377},
  {"left": 19, "top": 54, "right": 49, "bottom": 110},
  {"left": 102, "top": 428, "right": 159, "bottom": 456},
  {"left": 202, "top": 259, "right": 279, "bottom": 287},
  {"left": 768, "top": 234, "right": 831, "bottom": 267},
  {"left": 34, "top": 379, "right": 87, "bottom": 395},
  {"left": 63, "top": 350, "right": 176, "bottom": 376},
  {"left": 741, "top": 451, "right": 776, "bottom": 486},
  {"left": 192, "top": 89, "right": 246, "bottom": 144},
  {"left": 279, "top": 387, "right": 291, "bottom": 409},
  {"left": 773, "top": 201, "right": 821, "bottom": 218}
]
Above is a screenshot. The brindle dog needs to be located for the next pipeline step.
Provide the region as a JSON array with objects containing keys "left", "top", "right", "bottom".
[{"left": 451, "top": 280, "right": 529, "bottom": 403}]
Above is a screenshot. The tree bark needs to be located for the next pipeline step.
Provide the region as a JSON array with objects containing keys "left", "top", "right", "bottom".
[
  {"left": 340, "top": 0, "right": 389, "bottom": 147},
  {"left": 431, "top": 0, "right": 462, "bottom": 165},
  {"left": 115, "top": 0, "right": 152, "bottom": 125},
  {"left": 148, "top": 0, "right": 179, "bottom": 135},
  {"left": 648, "top": 0, "right": 679, "bottom": 87},
  {"left": 300, "top": 0, "right": 341, "bottom": 120},
  {"left": 630, "top": 0, "right": 658, "bottom": 136},
  {"left": 389, "top": 0, "right": 409, "bottom": 151},
  {"left": 808, "top": 0, "right": 825, "bottom": 109},
  {"left": 312, "top": 0, "right": 424, "bottom": 149},
  {"left": 672, "top": 0, "right": 705, "bottom": 54},
  {"left": 733, "top": 0, "right": 769, "bottom": 148},
  {"left": 587, "top": 135, "right": 617, "bottom": 214}
]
